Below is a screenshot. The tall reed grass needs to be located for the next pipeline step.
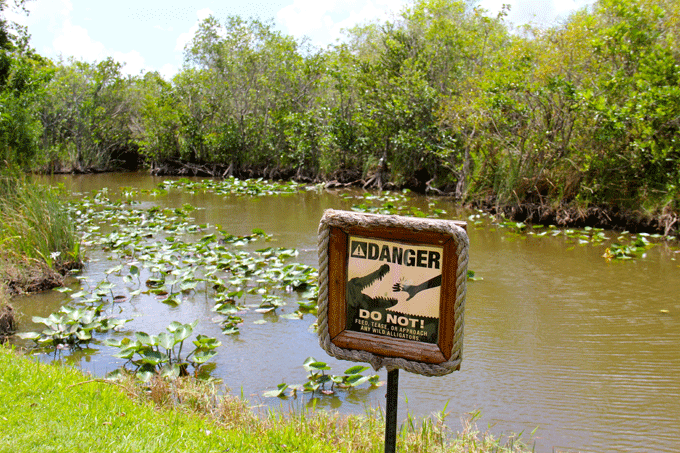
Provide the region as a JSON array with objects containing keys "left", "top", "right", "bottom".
[{"left": 0, "top": 170, "right": 81, "bottom": 292}]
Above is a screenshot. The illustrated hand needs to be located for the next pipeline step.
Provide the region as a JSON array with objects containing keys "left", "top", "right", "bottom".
[{"left": 392, "top": 282, "right": 418, "bottom": 301}]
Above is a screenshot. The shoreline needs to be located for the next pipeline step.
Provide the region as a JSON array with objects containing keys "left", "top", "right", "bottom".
[
  {"left": 0, "top": 345, "right": 535, "bottom": 452},
  {"left": 42, "top": 164, "right": 678, "bottom": 237}
]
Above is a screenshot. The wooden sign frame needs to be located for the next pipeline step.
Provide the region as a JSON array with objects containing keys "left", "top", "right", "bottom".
[{"left": 317, "top": 209, "right": 469, "bottom": 377}]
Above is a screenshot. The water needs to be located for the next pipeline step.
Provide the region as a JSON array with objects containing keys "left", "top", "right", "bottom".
[{"left": 10, "top": 173, "right": 680, "bottom": 452}]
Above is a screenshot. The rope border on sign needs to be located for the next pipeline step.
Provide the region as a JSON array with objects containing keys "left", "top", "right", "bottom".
[{"left": 316, "top": 209, "right": 469, "bottom": 377}]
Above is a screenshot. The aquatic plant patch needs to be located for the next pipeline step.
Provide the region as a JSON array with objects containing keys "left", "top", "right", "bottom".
[
  {"left": 159, "top": 177, "right": 302, "bottom": 197},
  {"left": 264, "top": 356, "right": 381, "bottom": 398},
  {"left": 67, "top": 189, "right": 319, "bottom": 321},
  {"left": 106, "top": 321, "right": 220, "bottom": 381},
  {"left": 345, "top": 189, "right": 451, "bottom": 219},
  {"left": 491, "top": 215, "right": 664, "bottom": 261},
  {"left": 602, "top": 236, "right": 654, "bottom": 261},
  {"left": 28, "top": 179, "right": 673, "bottom": 399},
  {"left": 17, "top": 304, "right": 128, "bottom": 348},
  {"left": 16, "top": 184, "right": 321, "bottom": 371}
]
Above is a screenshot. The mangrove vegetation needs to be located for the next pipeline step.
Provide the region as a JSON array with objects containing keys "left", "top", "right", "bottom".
[{"left": 1, "top": 0, "right": 679, "bottom": 234}]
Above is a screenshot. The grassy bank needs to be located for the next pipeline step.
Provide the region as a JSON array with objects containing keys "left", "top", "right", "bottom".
[
  {"left": 0, "top": 172, "right": 82, "bottom": 336},
  {"left": 0, "top": 347, "right": 534, "bottom": 452},
  {"left": 0, "top": 173, "right": 81, "bottom": 294}
]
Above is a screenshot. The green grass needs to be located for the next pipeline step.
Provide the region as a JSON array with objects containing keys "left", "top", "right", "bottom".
[
  {"left": 0, "top": 172, "right": 81, "bottom": 292},
  {"left": 0, "top": 346, "right": 283, "bottom": 453},
  {"left": 0, "top": 346, "right": 534, "bottom": 452}
]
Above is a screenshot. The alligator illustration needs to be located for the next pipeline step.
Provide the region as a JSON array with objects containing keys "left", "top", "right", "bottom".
[
  {"left": 346, "top": 263, "right": 397, "bottom": 327},
  {"left": 346, "top": 263, "right": 441, "bottom": 344}
]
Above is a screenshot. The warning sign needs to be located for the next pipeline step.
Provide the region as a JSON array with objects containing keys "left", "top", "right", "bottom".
[
  {"left": 317, "top": 209, "right": 468, "bottom": 373},
  {"left": 346, "top": 236, "right": 442, "bottom": 344}
]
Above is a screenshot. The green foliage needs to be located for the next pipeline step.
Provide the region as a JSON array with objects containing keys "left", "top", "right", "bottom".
[
  {"left": 439, "top": 0, "right": 680, "bottom": 215},
  {"left": 602, "top": 235, "right": 654, "bottom": 261},
  {"left": 0, "top": 173, "right": 81, "bottom": 274},
  {"left": 38, "top": 58, "right": 137, "bottom": 171},
  {"left": 106, "top": 321, "right": 220, "bottom": 381},
  {"left": 3, "top": 0, "right": 680, "bottom": 232},
  {"left": 17, "top": 304, "right": 128, "bottom": 348},
  {"left": 264, "top": 357, "right": 381, "bottom": 398},
  {"left": 134, "top": 15, "right": 327, "bottom": 174},
  {"left": 584, "top": 0, "right": 680, "bottom": 206},
  {"left": 134, "top": 71, "right": 181, "bottom": 164},
  {"left": 0, "top": 39, "right": 51, "bottom": 167}
]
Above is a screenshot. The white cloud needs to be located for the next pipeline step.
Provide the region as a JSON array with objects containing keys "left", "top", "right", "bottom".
[
  {"left": 175, "top": 32, "right": 191, "bottom": 52},
  {"left": 6, "top": 0, "right": 151, "bottom": 75},
  {"left": 554, "top": 0, "right": 595, "bottom": 18},
  {"left": 274, "top": 0, "right": 595, "bottom": 47},
  {"left": 196, "top": 8, "right": 213, "bottom": 21},
  {"left": 160, "top": 63, "right": 178, "bottom": 80},
  {"left": 276, "top": 1, "right": 331, "bottom": 45},
  {"left": 175, "top": 8, "right": 215, "bottom": 52},
  {"left": 277, "top": 0, "right": 406, "bottom": 47},
  {"left": 5, "top": 0, "right": 69, "bottom": 29},
  {"left": 277, "top": 0, "right": 338, "bottom": 28},
  {"left": 50, "top": 15, "right": 149, "bottom": 75},
  {"left": 330, "top": 2, "right": 392, "bottom": 41},
  {"left": 4, "top": 0, "right": 72, "bottom": 55},
  {"left": 4, "top": 0, "right": 596, "bottom": 80},
  {"left": 52, "top": 23, "right": 107, "bottom": 62},
  {"left": 509, "top": 0, "right": 557, "bottom": 26},
  {"left": 478, "top": 0, "right": 595, "bottom": 27},
  {"left": 113, "top": 50, "right": 146, "bottom": 76}
]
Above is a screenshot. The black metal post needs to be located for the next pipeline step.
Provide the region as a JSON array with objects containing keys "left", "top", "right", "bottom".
[{"left": 385, "top": 368, "right": 399, "bottom": 453}]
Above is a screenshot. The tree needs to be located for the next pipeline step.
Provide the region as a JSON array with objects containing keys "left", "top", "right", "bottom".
[
  {"left": 39, "top": 58, "right": 137, "bottom": 171},
  {"left": 168, "top": 15, "right": 327, "bottom": 176},
  {"left": 0, "top": 0, "right": 50, "bottom": 168}
]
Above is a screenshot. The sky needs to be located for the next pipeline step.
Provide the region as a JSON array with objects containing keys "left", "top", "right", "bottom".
[{"left": 5, "top": 0, "right": 595, "bottom": 78}]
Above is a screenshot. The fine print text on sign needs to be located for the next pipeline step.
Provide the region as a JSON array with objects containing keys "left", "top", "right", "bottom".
[
  {"left": 346, "top": 236, "right": 442, "bottom": 344},
  {"left": 317, "top": 209, "right": 469, "bottom": 376}
]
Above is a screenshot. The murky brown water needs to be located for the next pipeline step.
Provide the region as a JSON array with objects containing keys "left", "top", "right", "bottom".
[{"left": 10, "top": 173, "right": 680, "bottom": 452}]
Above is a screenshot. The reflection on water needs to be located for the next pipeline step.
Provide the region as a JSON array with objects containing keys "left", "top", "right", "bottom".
[{"left": 10, "top": 173, "right": 680, "bottom": 453}]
